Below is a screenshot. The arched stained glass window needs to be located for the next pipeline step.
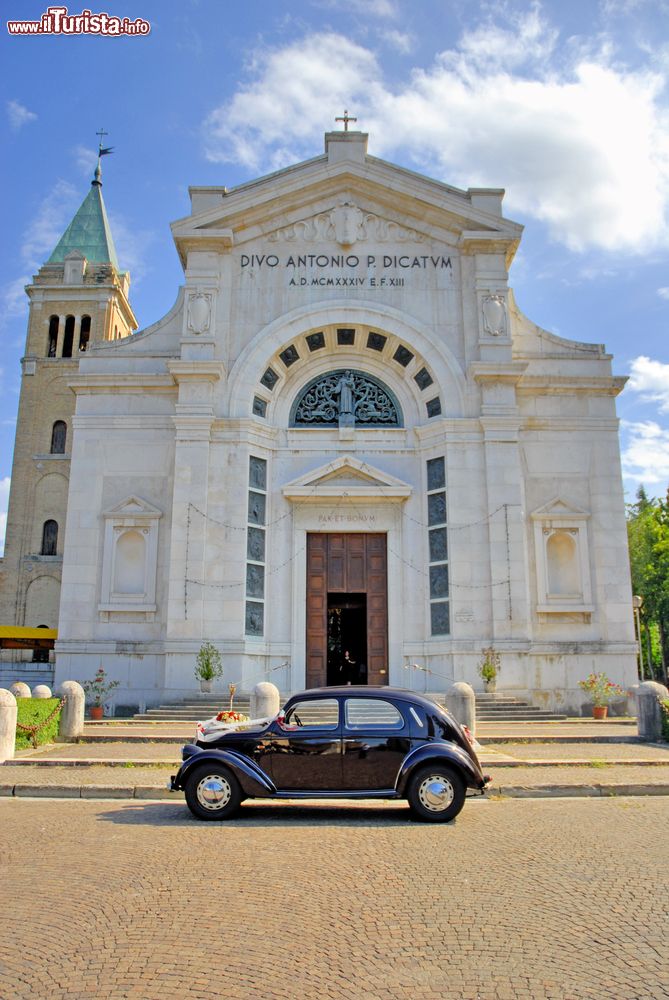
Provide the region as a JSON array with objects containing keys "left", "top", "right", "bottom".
[{"left": 290, "top": 370, "right": 402, "bottom": 427}]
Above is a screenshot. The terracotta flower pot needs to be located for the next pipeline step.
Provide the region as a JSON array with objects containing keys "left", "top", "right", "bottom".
[
  {"left": 592, "top": 705, "right": 608, "bottom": 720},
  {"left": 90, "top": 705, "right": 104, "bottom": 721}
]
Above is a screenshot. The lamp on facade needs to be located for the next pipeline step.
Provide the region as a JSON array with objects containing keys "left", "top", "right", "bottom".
[{"left": 632, "top": 595, "right": 644, "bottom": 680}]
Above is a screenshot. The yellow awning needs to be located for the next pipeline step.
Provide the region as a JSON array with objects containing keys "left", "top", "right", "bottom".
[
  {"left": 0, "top": 626, "right": 57, "bottom": 649},
  {"left": 0, "top": 626, "right": 58, "bottom": 639}
]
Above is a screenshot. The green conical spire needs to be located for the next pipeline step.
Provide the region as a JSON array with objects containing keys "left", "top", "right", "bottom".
[{"left": 48, "top": 158, "right": 120, "bottom": 269}]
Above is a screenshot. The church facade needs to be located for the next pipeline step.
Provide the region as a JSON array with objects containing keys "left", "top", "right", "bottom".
[{"left": 4, "top": 129, "right": 638, "bottom": 710}]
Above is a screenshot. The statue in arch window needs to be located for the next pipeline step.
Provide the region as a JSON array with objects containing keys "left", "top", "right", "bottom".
[{"left": 290, "top": 369, "right": 402, "bottom": 428}]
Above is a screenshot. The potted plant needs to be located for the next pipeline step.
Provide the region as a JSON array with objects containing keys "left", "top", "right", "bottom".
[
  {"left": 195, "top": 641, "right": 223, "bottom": 693},
  {"left": 578, "top": 672, "right": 625, "bottom": 719},
  {"left": 81, "top": 667, "right": 119, "bottom": 720},
  {"left": 478, "top": 647, "right": 500, "bottom": 693}
]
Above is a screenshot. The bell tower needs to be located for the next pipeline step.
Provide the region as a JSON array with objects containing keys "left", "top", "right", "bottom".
[{"left": 0, "top": 149, "right": 137, "bottom": 666}]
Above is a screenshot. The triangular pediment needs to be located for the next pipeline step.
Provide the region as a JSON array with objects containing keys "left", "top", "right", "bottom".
[
  {"left": 103, "top": 495, "right": 162, "bottom": 519},
  {"left": 282, "top": 456, "right": 412, "bottom": 502},
  {"left": 172, "top": 142, "right": 521, "bottom": 266},
  {"left": 530, "top": 497, "right": 590, "bottom": 519}
]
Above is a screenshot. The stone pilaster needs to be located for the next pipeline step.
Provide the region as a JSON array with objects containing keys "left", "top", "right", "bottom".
[
  {"left": 472, "top": 363, "right": 530, "bottom": 643},
  {"left": 165, "top": 362, "right": 225, "bottom": 642}
]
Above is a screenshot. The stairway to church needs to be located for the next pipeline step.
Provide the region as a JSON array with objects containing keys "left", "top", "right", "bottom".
[
  {"left": 131, "top": 693, "right": 567, "bottom": 724},
  {"left": 475, "top": 693, "right": 567, "bottom": 722},
  {"left": 133, "top": 699, "right": 252, "bottom": 722}
]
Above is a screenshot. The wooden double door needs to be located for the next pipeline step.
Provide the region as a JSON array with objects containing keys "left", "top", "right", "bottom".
[{"left": 306, "top": 533, "right": 388, "bottom": 688}]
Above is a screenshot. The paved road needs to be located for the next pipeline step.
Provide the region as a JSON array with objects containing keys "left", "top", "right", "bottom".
[{"left": 1, "top": 798, "right": 667, "bottom": 1000}]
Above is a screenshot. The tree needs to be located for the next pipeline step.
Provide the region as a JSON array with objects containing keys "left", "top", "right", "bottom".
[{"left": 627, "top": 487, "right": 669, "bottom": 684}]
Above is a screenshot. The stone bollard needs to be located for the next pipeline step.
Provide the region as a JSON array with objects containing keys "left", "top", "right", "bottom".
[
  {"left": 637, "top": 681, "right": 669, "bottom": 741},
  {"left": 10, "top": 682, "right": 31, "bottom": 699},
  {"left": 0, "top": 689, "right": 18, "bottom": 763},
  {"left": 56, "top": 681, "right": 85, "bottom": 741},
  {"left": 33, "top": 684, "right": 52, "bottom": 699},
  {"left": 445, "top": 681, "right": 476, "bottom": 737},
  {"left": 250, "top": 682, "right": 280, "bottom": 720}
]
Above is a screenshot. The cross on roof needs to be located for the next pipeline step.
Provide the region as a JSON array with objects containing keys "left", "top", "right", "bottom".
[
  {"left": 335, "top": 110, "right": 357, "bottom": 132},
  {"left": 96, "top": 127, "right": 108, "bottom": 151}
]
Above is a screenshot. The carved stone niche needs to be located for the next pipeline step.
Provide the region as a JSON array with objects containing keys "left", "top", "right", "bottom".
[
  {"left": 531, "top": 498, "right": 593, "bottom": 614},
  {"left": 99, "top": 496, "right": 162, "bottom": 615}
]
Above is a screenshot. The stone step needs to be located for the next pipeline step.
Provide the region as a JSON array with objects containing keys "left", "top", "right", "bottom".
[
  {"left": 140, "top": 701, "right": 252, "bottom": 711},
  {"left": 476, "top": 696, "right": 531, "bottom": 704},
  {"left": 476, "top": 706, "right": 566, "bottom": 715},
  {"left": 477, "top": 713, "right": 568, "bottom": 722},
  {"left": 134, "top": 700, "right": 252, "bottom": 721},
  {"left": 475, "top": 696, "right": 567, "bottom": 723}
]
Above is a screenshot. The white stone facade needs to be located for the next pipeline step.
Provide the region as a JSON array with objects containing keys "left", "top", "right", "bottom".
[{"left": 54, "top": 131, "right": 637, "bottom": 711}]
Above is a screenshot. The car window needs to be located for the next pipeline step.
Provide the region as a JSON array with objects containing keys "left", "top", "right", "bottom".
[
  {"left": 344, "top": 698, "right": 405, "bottom": 730},
  {"left": 283, "top": 698, "right": 339, "bottom": 730}
]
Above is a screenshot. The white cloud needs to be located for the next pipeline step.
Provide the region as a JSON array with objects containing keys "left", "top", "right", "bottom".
[
  {"left": 203, "top": 10, "right": 669, "bottom": 253},
  {"left": 626, "top": 355, "right": 669, "bottom": 412},
  {"left": 74, "top": 144, "right": 98, "bottom": 176},
  {"left": 0, "top": 274, "right": 31, "bottom": 321},
  {"left": 204, "top": 33, "right": 382, "bottom": 172},
  {"left": 106, "top": 212, "right": 154, "bottom": 286},
  {"left": 600, "top": 0, "right": 666, "bottom": 14},
  {"left": 0, "top": 476, "right": 10, "bottom": 556},
  {"left": 0, "top": 181, "right": 79, "bottom": 325},
  {"left": 7, "top": 100, "right": 37, "bottom": 130},
  {"left": 20, "top": 180, "right": 78, "bottom": 268},
  {"left": 316, "top": 0, "right": 399, "bottom": 17},
  {"left": 621, "top": 420, "right": 669, "bottom": 486},
  {"left": 381, "top": 29, "right": 414, "bottom": 54},
  {"left": 657, "top": 287, "right": 669, "bottom": 299}
]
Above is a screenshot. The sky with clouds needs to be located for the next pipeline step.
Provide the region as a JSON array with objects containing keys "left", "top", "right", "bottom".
[{"left": 1, "top": 0, "right": 668, "bottom": 554}]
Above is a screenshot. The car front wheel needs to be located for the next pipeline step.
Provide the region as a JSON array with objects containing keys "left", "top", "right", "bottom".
[
  {"left": 184, "top": 763, "right": 241, "bottom": 821},
  {"left": 407, "top": 764, "right": 465, "bottom": 822}
]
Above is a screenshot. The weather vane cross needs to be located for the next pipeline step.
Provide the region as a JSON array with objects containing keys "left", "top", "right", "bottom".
[
  {"left": 335, "top": 109, "right": 357, "bottom": 132},
  {"left": 95, "top": 127, "right": 114, "bottom": 158}
]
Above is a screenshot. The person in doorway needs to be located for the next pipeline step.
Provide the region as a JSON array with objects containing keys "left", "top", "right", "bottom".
[{"left": 341, "top": 650, "right": 360, "bottom": 685}]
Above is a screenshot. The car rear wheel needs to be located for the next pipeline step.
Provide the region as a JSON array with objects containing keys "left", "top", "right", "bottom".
[
  {"left": 184, "top": 764, "right": 241, "bottom": 821},
  {"left": 407, "top": 764, "right": 465, "bottom": 822}
]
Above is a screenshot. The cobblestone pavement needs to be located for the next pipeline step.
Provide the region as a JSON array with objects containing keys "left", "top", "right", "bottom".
[
  {"left": 0, "top": 763, "right": 175, "bottom": 788},
  {"left": 15, "top": 741, "right": 181, "bottom": 761},
  {"left": 477, "top": 722, "right": 636, "bottom": 739},
  {"left": 15, "top": 737, "right": 669, "bottom": 764},
  {"left": 0, "top": 797, "right": 667, "bottom": 1000},
  {"left": 485, "top": 742, "right": 669, "bottom": 762},
  {"left": 2, "top": 762, "right": 669, "bottom": 794}
]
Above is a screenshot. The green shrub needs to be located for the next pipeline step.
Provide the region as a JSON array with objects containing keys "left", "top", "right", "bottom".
[
  {"left": 15, "top": 697, "right": 62, "bottom": 750},
  {"left": 660, "top": 699, "right": 669, "bottom": 742}
]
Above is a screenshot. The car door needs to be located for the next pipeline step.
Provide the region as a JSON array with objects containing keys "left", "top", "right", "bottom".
[
  {"left": 266, "top": 697, "right": 342, "bottom": 790},
  {"left": 341, "top": 697, "right": 411, "bottom": 790}
]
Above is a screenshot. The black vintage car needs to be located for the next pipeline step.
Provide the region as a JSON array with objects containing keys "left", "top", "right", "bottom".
[{"left": 171, "top": 686, "right": 491, "bottom": 822}]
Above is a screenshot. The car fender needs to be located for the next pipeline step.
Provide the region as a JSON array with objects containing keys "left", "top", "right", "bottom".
[
  {"left": 174, "top": 748, "right": 276, "bottom": 798},
  {"left": 395, "top": 742, "right": 484, "bottom": 795}
]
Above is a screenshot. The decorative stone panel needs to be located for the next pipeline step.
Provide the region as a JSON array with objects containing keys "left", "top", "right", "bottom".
[
  {"left": 531, "top": 498, "right": 593, "bottom": 613},
  {"left": 99, "top": 496, "right": 162, "bottom": 615}
]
